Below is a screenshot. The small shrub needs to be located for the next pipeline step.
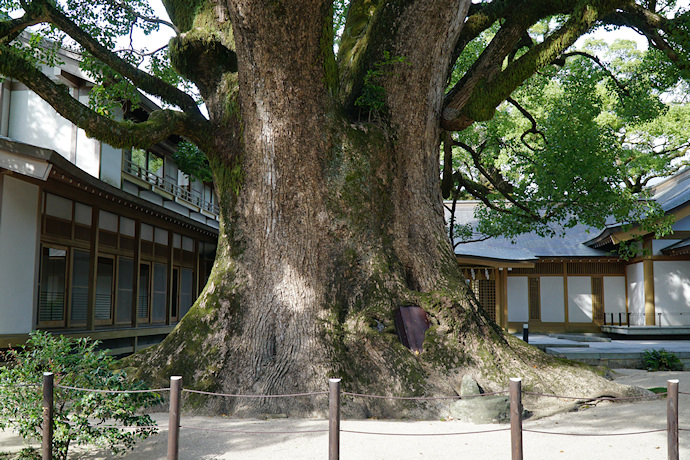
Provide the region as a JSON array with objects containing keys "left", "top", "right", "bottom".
[
  {"left": 0, "top": 331, "right": 160, "bottom": 460},
  {"left": 642, "top": 348, "right": 683, "bottom": 371},
  {"left": 647, "top": 387, "right": 668, "bottom": 395}
]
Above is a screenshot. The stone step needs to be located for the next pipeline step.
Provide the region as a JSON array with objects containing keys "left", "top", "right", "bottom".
[
  {"left": 544, "top": 347, "right": 690, "bottom": 369},
  {"left": 548, "top": 333, "right": 611, "bottom": 343}
]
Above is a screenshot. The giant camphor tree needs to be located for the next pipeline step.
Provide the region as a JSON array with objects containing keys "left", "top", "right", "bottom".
[{"left": 2, "top": 0, "right": 690, "bottom": 417}]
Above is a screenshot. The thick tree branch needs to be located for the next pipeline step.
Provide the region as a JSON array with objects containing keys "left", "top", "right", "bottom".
[
  {"left": 505, "top": 97, "right": 547, "bottom": 151},
  {"left": 456, "top": 140, "right": 539, "bottom": 219},
  {"left": 39, "top": 1, "right": 205, "bottom": 120},
  {"left": 102, "top": 0, "right": 180, "bottom": 35},
  {"left": 604, "top": 3, "right": 680, "bottom": 63},
  {"left": 558, "top": 51, "right": 629, "bottom": 95},
  {"left": 443, "top": 1, "right": 539, "bottom": 128},
  {"left": 0, "top": 5, "right": 47, "bottom": 44},
  {"left": 445, "top": 0, "right": 622, "bottom": 129},
  {"left": 0, "top": 44, "right": 210, "bottom": 151}
]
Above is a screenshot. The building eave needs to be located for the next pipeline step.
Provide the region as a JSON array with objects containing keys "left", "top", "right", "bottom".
[{"left": 0, "top": 136, "right": 218, "bottom": 237}]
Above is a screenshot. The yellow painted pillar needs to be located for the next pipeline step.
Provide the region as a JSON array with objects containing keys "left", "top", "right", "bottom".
[{"left": 643, "top": 239, "right": 656, "bottom": 325}]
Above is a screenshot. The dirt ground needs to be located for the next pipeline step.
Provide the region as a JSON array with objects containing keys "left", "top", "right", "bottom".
[{"left": 1, "top": 369, "right": 689, "bottom": 459}]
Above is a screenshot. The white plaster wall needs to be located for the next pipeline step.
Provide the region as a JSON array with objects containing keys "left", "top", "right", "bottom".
[
  {"left": 653, "top": 260, "right": 690, "bottom": 326},
  {"left": 627, "top": 263, "right": 645, "bottom": 326},
  {"left": 568, "top": 277, "right": 592, "bottom": 323},
  {"left": 74, "top": 90, "right": 99, "bottom": 177},
  {"left": 507, "top": 276, "right": 529, "bottom": 322},
  {"left": 0, "top": 176, "right": 40, "bottom": 334},
  {"left": 540, "top": 276, "right": 565, "bottom": 322},
  {"left": 100, "top": 143, "right": 122, "bottom": 187},
  {"left": 603, "top": 276, "right": 626, "bottom": 317},
  {"left": 9, "top": 90, "right": 74, "bottom": 159}
]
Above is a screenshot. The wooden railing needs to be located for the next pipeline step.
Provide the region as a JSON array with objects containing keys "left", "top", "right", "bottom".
[{"left": 123, "top": 160, "right": 220, "bottom": 216}]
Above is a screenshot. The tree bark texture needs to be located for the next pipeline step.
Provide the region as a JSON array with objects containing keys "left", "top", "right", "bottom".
[{"left": 129, "top": 0, "right": 643, "bottom": 417}]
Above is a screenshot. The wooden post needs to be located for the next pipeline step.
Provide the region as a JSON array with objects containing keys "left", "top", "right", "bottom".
[
  {"left": 42, "top": 372, "right": 53, "bottom": 460},
  {"left": 668, "top": 379, "right": 679, "bottom": 460},
  {"left": 510, "top": 378, "right": 523, "bottom": 460},
  {"left": 329, "top": 378, "right": 341, "bottom": 460},
  {"left": 167, "top": 376, "right": 182, "bottom": 460}
]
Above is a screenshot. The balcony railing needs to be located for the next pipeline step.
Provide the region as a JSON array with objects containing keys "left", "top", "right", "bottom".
[{"left": 123, "top": 160, "right": 220, "bottom": 216}]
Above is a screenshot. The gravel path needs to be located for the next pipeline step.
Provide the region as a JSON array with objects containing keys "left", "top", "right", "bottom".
[{"left": 2, "top": 369, "right": 689, "bottom": 459}]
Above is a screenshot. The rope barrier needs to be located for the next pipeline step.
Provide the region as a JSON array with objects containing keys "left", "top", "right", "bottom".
[
  {"left": 179, "top": 425, "right": 328, "bottom": 435},
  {"left": 341, "top": 390, "right": 506, "bottom": 400},
  {"left": 340, "top": 427, "right": 511, "bottom": 436},
  {"left": 182, "top": 389, "right": 328, "bottom": 398},
  {"left": 522, "top": 392, "right": 663, "bottom": 401},
  {"left": 0, "top": 383, "right": 40, "bottom": 388},
  {"left": 55, "top": 384, "right": 170, "bottom": 394},
  {"left": 74, "top": 424, "right": 161, "bottom": 431},
  {"left": 523, "top": 428, "right": 667, "bottom": 437}
]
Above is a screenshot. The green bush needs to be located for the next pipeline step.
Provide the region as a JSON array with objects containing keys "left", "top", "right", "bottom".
[
  {"left": 0, "top": 331, "right": 160, "bottom": 459},
  {"left": 642, "top": 348, "right": 683, "bottom": 372}
]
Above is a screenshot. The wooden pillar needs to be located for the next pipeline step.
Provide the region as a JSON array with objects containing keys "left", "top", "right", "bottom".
[
  {"left": 167, "top": 230, "right": 174, "bottom": 325},
  {"left": 563, "top": 261, "right": 569, "bottom": 331},
  {"left": 132, "top": 219, "right": 141, "bottom": 328},
  {"left": 87, "top": 206, "right": 100, "bottom": 331},
  {"left": 643, "top": 239, "right": 656, "bottom": 325},
  {"left": 496, "top": 268, "right": 503, "bottom": 328},
  {"left": 502, "top": 268, "right": 509, "bottom": 330},
  {"left": 194, "top": 238, "right": 201, "bottom": 300}
]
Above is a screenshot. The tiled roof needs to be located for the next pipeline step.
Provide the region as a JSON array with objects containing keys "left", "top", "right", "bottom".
[
  {"left": 450, "top": 202, "right": 612, "bottom": 261},
  {"left": 451, "top": 168, "right": 690, "bottom": 261}
]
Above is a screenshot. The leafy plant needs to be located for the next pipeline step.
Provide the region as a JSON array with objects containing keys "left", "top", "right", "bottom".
[
  {"left": 647, "top": 387, "right": 668, "bottom": 395},
  {"left": 0, "top": 331, "right": 160, "bottom": 460},
  {"left": 171, "top": 141, "right": 213, "bottom": 183},
  {"left": 642, "top": 348, "right": 683, "bottom": 372},
  {"left": 355, "top": 51, "right": 408, "bottom": 121}
]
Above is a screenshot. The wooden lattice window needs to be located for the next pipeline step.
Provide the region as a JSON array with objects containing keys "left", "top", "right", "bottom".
[
  {"left": 528, "top": 277, "right": 540, "bottom": 320},
  {"left": 468, "top": 279, "right": 497, "bottom": 322},
  {"left": 592, "top": 277, "right": 603, "bottom": 322},
  {"left": 479, "top": 280, "right": 496, "bottom": 322},
  {"left": 512, "top": 262, "right": 564, "bottom": 276},
  {"left": 567, "top": 262, "right": 625, "bottom": 275}
]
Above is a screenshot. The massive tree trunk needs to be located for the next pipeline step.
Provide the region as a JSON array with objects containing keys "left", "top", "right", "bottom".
[{"left": 129, "top": 0, "right": 639, "bottom": 417}]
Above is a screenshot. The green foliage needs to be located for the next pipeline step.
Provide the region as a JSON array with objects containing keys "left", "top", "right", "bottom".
[
  {"left": 647, "top": 387, "right": 668, "bottom": 395},
  {"left": 642, "top": 348, "right": 683, "bottom": 372},
  {"left": 355, "top": 51, "right": 407, "bottom": 120},
  {"left": 0, "top": 331, "right": 160, "bottom": 460},
  {"left": 333, "top": 0, "right": 349, "bottom": 47},
  {"left": 172, "top": 141, "right": 213, "bottom": 183},
  {"left": 450, "top": 39, "right": 690, "bottom": 247}
]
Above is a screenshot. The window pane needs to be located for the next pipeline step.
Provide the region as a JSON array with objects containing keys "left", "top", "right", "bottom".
[
  {"left": 130, "top": 148, "right": 146, "bottom": 168},
  {"left": 180, "top": 269, "right": 194, "bottom": 318},
  {"left": 39, "top": 247, "right": 66, "bottom": 323},
  {"left": 171, "top": 268, "right": 179, "bottom": 319},
  {"left": 74, "top": 202, "right": 92, "bottom": 225},
  {"left": 95, "top": 257, "right": 114, "bottom": 321},
  {"left": 117, "top": 258, "right": 134, "bottom": 324},
  {"left": 141, "top": 223, "right": 153, "bottom": 242},
  {"left": 120, "top": 217, "right": 135, "bottom": 237},
  {"left": 154, "top": 227, "right": 168, "bottom": 245},
  {"left": 98, "top": 210, "right": 118, "bottom": 232},
  {"left": 138, "top": 264, "right": 150, "bottom": 320},
  {"left": 70, "top": 250, "right": 90, "bottom": 325},
  {"left": 45, "top": 194, "right": 72, "bottom": 220},
  {"left": 148, "top": 152, "right": 164, "bottom": 177},
  {"left": 152, "top": 263, "right": 167, "bottom": 323}
]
